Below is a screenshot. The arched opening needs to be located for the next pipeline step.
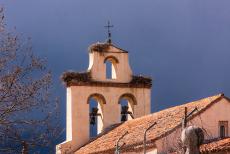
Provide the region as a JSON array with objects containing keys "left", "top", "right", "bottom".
[
  {"left": 104, "top": 56, "right": 118, "bottom": 79},
  {"left": 87, "top": 94, "right": 106, "bottom": 138},
  {"left": 118, "top": 93, "right": 137, "bottom": 122}
]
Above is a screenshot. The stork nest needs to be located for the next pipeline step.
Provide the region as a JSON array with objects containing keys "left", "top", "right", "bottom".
[
  {"left": 130, "top": 75, "right": 152, "bottom": 86},
  {"left": 61, "top": 71, "right": 91, "bottom": 83},
  {"left": 88, "top": 42, "right": 110, "bottom": 53}
]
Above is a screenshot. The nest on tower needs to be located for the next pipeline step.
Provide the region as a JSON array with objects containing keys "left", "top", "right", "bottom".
[
  {"left": 130, "top": 75, "right": 152, "bottom": 86},
  {"left": 88, "top": 42, "right": 110, "bottom": 53},
  {"left": 61, "top": 71, "right": 91, "bottom": 84}
]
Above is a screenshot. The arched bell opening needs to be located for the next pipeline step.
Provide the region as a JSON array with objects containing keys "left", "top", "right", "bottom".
[
  {"left": 118, "top": 93, "right": 137, "bottom": 122},
  {"left": 87, "top": 94, "right": 106, "bottom": 138},
  {"left": 104, "top": 56, "right": 118, "bottom": 80}
]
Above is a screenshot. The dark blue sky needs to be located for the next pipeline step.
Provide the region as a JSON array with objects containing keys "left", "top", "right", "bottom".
[{"left": 2, "top": 0, "right": 230, "bottom": 118}]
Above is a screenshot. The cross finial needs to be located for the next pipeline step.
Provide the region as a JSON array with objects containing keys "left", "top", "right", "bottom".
[{"left": 104, "top": 21, "right": 113, "bottom": 44}]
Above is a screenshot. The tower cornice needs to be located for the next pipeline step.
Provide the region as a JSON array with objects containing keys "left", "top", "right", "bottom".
[{"left": 61, "top": 71, "right": 152, "bottom": 88}]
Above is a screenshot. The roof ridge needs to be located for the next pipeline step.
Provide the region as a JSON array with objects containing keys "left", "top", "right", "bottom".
[{"left": 129, "top": 93, "right": 224, "bottom": 122}]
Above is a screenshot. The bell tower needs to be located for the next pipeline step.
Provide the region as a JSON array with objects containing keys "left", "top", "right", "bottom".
[{"left": 56, "top": 42, "right": 152, "bottom": 153}]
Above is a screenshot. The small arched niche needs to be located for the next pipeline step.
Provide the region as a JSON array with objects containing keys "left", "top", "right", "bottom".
[
  {"left": 118, "top": 93, "right": 137, "bottom": 122},
  {"left": 104, "top": 56, "right": 119, "bottom": 80},
  {"left": 87, "top": 94, "right": 106, "bottom": 137}
]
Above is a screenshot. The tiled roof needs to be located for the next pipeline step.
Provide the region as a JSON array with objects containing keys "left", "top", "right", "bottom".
[
  {"left": 170, "top": 138, "right": 230, "bottom": 154},
  {"left": 200, "top": 138, "right": 230, "bottom": 153},
  {"left": 75, "top": 94, "right": 225, "bottom": 154}
]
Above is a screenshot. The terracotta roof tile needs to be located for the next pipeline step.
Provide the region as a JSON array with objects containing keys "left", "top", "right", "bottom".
[
  {"left": 75, "top": 94, "right": 224, "bottom": 154},
  {"left": 200, "top": 138, "right": 230, "bottom": 153},
  {"left": 170, "top": 138, "right": 230, "bottom": 154}
]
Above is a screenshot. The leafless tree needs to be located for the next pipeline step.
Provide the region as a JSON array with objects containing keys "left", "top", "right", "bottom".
[{"left": 0, "top": 7, "right": 61, "bottom": 153}]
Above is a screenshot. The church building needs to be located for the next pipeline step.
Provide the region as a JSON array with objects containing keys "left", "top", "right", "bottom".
[{"left": 56, "top": 37, "right": 230, "bottom": 153}]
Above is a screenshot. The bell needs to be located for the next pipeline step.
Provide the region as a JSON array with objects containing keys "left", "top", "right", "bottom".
[
  {"left": 91, "top": 108, "right": 99, "bottom": 115},
  {"left": 121, "top": 105, "right": 134, "bottom": 122},
  {"left": 90, "top": 107, "right": 99, "bottom": 125},
  {"left": 121, "top": 106, "right": 129, "bottom": 114},
  {"left": 90, "top": 116, "right": 96, "bottom": 125},
  {"left": 121, "top": 114, "right": 127, "bottom": 122}
]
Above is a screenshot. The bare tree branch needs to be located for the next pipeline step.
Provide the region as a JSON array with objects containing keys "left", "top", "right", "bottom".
[{"left": 0, "top": 7, "right": 62, "bottom": 153}]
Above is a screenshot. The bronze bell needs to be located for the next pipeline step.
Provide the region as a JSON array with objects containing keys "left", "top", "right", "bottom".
[
  {"left": 121, "top": 106, "right": 129, "bottom": 122},
  {"left": 90, "top": 107, "right": 99, "bottom": 125}
]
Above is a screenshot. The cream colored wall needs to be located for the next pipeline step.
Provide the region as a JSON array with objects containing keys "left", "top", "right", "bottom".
[
  {"left": 191, "top": 98, "right": 230, "bottom": 139},
  {"left": 87, "top": 47, "right": 133, "bottom": 83},
  {"left": 146, "top": 149, "right": 158, "bottom": 154},
  {"left": 57, "top": 85, "right": 151, "bottom": 153},
  {"left": 153, "top": 98, "right": 230, "bottom": 154},
  {"left": 66, "top": 88, "right": 72, "bottom": 141}
]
